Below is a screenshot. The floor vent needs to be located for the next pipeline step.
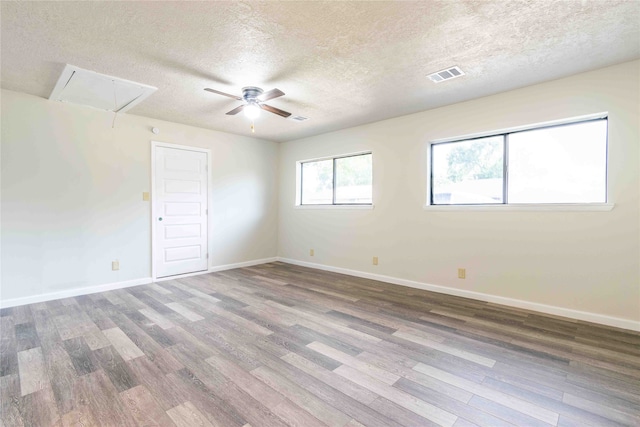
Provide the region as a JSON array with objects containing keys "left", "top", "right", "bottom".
[
  {"left": 427, "top": 66, "right": 465, "bottom": 83},
  {"left": 49, "top": 64, "right": 157, "bottom": 113}
]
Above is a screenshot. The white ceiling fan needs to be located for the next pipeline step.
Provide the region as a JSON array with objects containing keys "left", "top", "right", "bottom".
[{"left": 204, "top": 86, "right": 291, "bottom": 119}]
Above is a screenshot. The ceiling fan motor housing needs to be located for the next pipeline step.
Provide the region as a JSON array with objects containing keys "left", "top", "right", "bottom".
[{"left": 242, "top": 86, "right": 263, "bottom": 102}]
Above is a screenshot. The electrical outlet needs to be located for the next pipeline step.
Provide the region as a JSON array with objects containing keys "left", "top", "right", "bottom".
[
  {"left": 310, "top": 249, "right": 314, "bottom": 256},
  {"left": 458, "top": 268, "right": 466, "bottom": 279},
  {"left": 112, "top": 260, "right": 120, "bottom": 271},
  {"left": 373, "top": 256, "right": 378, "bottom": 265},
  {"left": 142, "top": 192, "right": 150, "bottom": 201}
]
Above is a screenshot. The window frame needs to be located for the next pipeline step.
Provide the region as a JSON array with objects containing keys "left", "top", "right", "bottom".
[
  {"left": 426, "top": 114, "right": 612, "bottom": 210},
  {"left": 297, "top": 151, "right": 373, "bottom": 207}
]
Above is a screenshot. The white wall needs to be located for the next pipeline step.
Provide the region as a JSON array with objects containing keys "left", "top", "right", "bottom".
[
  {"left": 1, "top": 89, "right": 279, "bottom": 302},
  {"left": 278, "top": 60, "right": 640, "bottom": 324},
  {"left": 2, "top": 61, "right": 639, "bottom": 327}
]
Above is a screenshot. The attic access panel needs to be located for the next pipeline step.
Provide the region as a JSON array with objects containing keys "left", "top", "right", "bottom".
[{"left": 49, "top": 64, "right": 157, "bottom": 113}]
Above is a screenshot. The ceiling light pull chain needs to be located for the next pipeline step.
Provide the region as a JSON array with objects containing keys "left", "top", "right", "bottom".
[
  {"left": 112, "top": 79, "right": 118, "bottom": 129},
  {"left": 251, "top": 121, "right": 255, "bottom": 133}
]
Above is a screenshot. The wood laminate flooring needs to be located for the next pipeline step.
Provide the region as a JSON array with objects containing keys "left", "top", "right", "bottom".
[{"left": 1, "top": 262, "right": 639, "bottom": 426}]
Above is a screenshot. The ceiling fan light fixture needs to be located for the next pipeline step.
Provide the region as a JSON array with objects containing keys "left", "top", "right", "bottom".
[
  {"left": 244, "top": 103, "right": 261, "bottom": 119},
  {"left": 205, "top": 86, "right": 291, "bottom": 119}
]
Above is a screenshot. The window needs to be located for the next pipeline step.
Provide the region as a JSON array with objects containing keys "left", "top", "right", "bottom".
[
  {"left": 430, "top": 118, "right": 608, "bottom": 205},
  {"left": 300, "top": 152, "right": 372, "bottom": 205}
]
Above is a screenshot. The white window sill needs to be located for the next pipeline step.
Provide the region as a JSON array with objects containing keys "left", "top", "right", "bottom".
[
  {"left": 423, "top": 203, "right": 614, "bottom": 212},
  {"left": 295, "top": 204, "right": 374, "bottom": 210}
]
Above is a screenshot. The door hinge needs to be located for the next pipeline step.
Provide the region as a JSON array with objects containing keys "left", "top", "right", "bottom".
[
  {"left": 206, "top": 253, "right": 209, "bottom": 258},
  {"left": 206, "top": 209, "right": 208, "bottom": 214}
]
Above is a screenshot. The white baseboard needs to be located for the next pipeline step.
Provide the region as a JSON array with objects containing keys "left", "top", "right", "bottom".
[
  {"left": 153, "top": 270, "right": 211, "bottom": 282},
  {"left": 0, "top": 257, "right": 278, "bottom": 309},
  {"left": 209, "top": 257, "right": 279, "bottom": 273},
  {"left": 4, "top": 255, "right": 636, "bottom": 332},
  {"left": 153, "top": 257, "right": 279, "bottom": 282},
  {"left": 277, "top": 257, "right": 640, "bottom": 332},
  {"left": 0, "top": 277, "right": 152, "bottom": 309}
]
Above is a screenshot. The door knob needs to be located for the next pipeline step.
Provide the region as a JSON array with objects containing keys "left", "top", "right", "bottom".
[{"left": 158, "top": 217, "right": 163, "bottom": 221}]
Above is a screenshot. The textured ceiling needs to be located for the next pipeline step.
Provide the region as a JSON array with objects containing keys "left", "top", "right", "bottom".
[{"left": 2, "top": 1, "right": 639, "bottom": 142}]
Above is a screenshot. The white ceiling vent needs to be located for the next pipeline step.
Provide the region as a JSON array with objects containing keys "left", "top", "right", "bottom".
[
  {"left": 427, "top": 66, "right": 465, "bottom": 83},
  {"left": 289, "top": 115, "right": 309, "bottom": 122},
  {"left": 49, "top": 64, "right": 157, "bottom": 113}
]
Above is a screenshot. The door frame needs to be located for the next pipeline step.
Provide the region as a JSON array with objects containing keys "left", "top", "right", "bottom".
[{"left": 151, "top": 141, "right": 212, "bottom": 281}]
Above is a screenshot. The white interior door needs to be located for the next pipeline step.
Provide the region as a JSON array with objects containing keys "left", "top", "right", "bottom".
[{"left": 154, "top": 145, "right": 208, "bottom": 278}]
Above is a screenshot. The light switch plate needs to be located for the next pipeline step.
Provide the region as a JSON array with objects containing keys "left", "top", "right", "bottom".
[
  {"left": 142, "top": 192, "right": 150, "bottom": 201},
  {"left": 112, "top": 260, "right": 120, "bottom": 271}
]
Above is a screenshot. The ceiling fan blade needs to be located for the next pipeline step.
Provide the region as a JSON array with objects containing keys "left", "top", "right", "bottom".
[
  {"left": 260, "top": 103, "right": 291, "bottom": 118},
  {"left": 257, "top": 88, "right": 285, "bottom": 102},
  {"left": 205, "top": 88, "right": 242, "bottom": 100},
  {"left": 226, "top": 104, "right": 246, "bottom": 115}
]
